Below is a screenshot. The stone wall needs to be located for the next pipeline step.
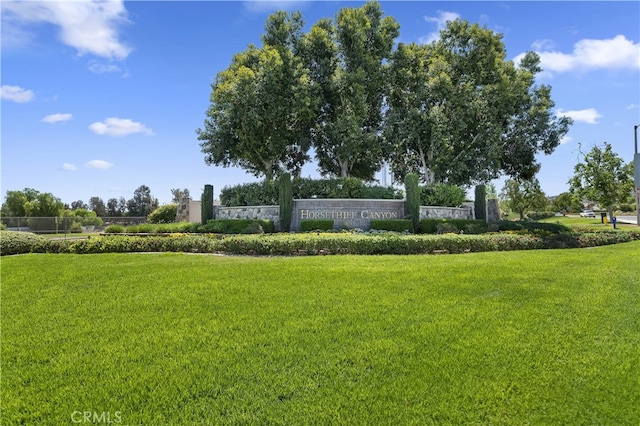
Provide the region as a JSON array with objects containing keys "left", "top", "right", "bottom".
[
  {"left": 419, "top": 205, "right": 474, "bottom": 220},
  {"left": 215, "top": 206, "right": 280, "bottom": 229},
  {"left": 202, "top": 200, "right": 473, "bottom": 231},
  {"left": 176, "top": 198, "right": 202, "bottom": 223},
  {"left": 292, "top": 199, "right": 405, "bottom": 231}
]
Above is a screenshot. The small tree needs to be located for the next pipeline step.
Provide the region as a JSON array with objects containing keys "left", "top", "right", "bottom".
[
  {"left": 126, "top": 185, "right": 158, "bottom": 217},
  {"left": 569, "top": 142, "right": 633, "bottom": 221},
  {"left": 89, "top": 196, "right": 107, "bottom": 217},
  {"left": 474, "top": 185, "right": 487, "bottom": 220},
  {"left": 170, "top": 188, "right": 190, "bottom": 204},
  {"left": 404, "top": 173, "right": 420, "bottom": 232},
  {"left": 278, "top": 172, "right": 293, "bottom": 232},
  {"left": 201, "top": 184, "right": 214, "bottom": 224},
  {"left": 500, "top": 177, "right": 547, "bottom": 220},
  {"left": 551, "top": 192, "right": 582, "bottom": 214},
  {"left": 148, "top": 204, "right": 178, "bottom": 224}
]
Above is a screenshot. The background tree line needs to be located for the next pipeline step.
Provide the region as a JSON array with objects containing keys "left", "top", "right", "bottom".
[
  {"left": 197, "top": 1, "right": 571, "bottom": 188},
  {"left": 0, "top": 185, "right": 185, "bottom": 219}
]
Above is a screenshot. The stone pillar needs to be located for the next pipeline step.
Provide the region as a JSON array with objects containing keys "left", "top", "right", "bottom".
[{"left": 486, "top": 199, "right": 500, "bottom": 223}]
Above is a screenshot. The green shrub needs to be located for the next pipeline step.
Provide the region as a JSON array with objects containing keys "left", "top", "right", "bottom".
[
  {"left": 198, "top": 219, "right": 274, "bottom": 234},
  {"left": 201, "top": 184, "right": 214, "bottom": 223},
  {"left": 69, "top": 222, "right": 83, "bottom": 233},
  {"left": 370, "top": 219, "right": 412, "bottom": 233},
  {"left": 220, "top": 181, "right": 278, "bottom": 206},
  {"left": 300, "top": 220, "right": 335, "bottom": 232},
  {"left": 1, "top": 223, "right": 7, "bottom": 231},
  {"left": 475, "top": 185, "right": 487, "bottom": 220},
  {"left": 279, "top": 172, "right": 293, "bottom": 232},
  {"left": 526, "top": 211, "right": 556, "bottom": 221},
  {"left": 422, "top": 183, "right": 466, "bottom": 207},
  {"left": 147, "top": 204, "right": 178, "bottom": 224},
  {"left": 10, "top": 229, "right": 640, "bottom": 256},
  {"left": 420, "top": 219, "right": 486, "bottom": 234},
  {"left": 81, "top": 216, "right": 103, "bottom": 226},
  {"left": 136, "top": 224, "right": 155, "bottom": 233},
  {"left": 104, "top": 225, "right": 125, "bottom": 234},
  {"left": 405, "top": 173, "right": 420, "bottom": 232},
  {"left": 220, "top": 178, "right": 403, "bottom": 207},
  {"left": 0, "top": 231, "right": 46, "bottom": 255},
  {"left": 240, "top": 222, "right": 265, "bottom": 234},
  {"left": 436, "top": 222, "right": 459, "bottom": 234},
  {"left": 490, "top": 220, "right": 571, "bottom": 234}
]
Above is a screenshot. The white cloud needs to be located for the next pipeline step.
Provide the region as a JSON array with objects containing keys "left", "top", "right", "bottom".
[
  {"left": 1, "top": 0, "right": 131, "bottom": 60},
  {"left": 627, "top": 103, "right": 637, "bottom": 110},
  {"left": 557, "top": 108, "right": 602, "bottom": 124},
  {"left": 420, "top": 10, "right": 460, "bottom": 44},
  {"left": 1, "top": 85, "right": 34, "bottom": 102},
  {"left": 518, "top": 35, "right": 640, "bottom": 74},
  {"left": 531, "top": 39, "right": 556, "bottom": 51},
  {"left": 42, "top": 113, "right": 73, "bottom": 123},
  {"left": 89, "top": 117, "right": 154, "bottom": 137},
  {"left": 88, "top": 60, "right": 122, "bottom": 74},
  {"left": 85, "top": 160, "right": 114, "bottom": 169},
  {"left": 560, "top": 135, "right": 572, "bottom": 145},
  {"left": 62, "top": 163, "right": 77, "bottom": 171}
]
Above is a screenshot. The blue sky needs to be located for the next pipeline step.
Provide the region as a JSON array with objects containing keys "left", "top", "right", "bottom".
[{"left": 2, "top": 1, "right": 639, "bottom": 206}]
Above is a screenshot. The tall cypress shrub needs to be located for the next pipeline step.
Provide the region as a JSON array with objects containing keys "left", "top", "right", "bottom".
[
  {"left": 278, "top": 172, "right": 293, "bottom": 232},
  {"left": 201, "top": 184, "right": 214, "bottom": 224},
  {"left": 474, "top": 185, "right": 487, "bottom": 220},
  {"left": 404, "top": 173, "right": 420, "bottom": 233}
]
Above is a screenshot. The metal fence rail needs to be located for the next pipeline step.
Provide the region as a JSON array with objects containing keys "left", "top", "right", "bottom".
[{"left": 1, "top": 217, "right": 147, "bottom": 234}]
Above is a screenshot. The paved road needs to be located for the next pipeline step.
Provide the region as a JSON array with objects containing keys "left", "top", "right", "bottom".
[{"left": 617, "top": 215, "right": 638, "bottom": 225}]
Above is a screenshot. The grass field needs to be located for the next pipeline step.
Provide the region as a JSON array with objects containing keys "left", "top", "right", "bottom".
[{"left": 2, "top": 242, "right": 639, "bottom": 425}]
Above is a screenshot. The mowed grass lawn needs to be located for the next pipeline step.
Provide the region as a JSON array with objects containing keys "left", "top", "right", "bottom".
[{"left": 2, "top": 242, "right": 639, "bottom": 425}]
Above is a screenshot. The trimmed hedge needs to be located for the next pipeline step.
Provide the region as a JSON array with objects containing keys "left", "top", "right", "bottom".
[
  {"left": 198, "top": 219, "right": 275, "bottom": 234},
  {"left": 489, "top": 220, "right": 571, "bottom": 234},
  {"left": 0, "top": 231, "right": 46, "bottom": 255},
  {"left": 301, "top": 220, "right": 334, "bottom": 232},
  {"left": 370, "top": 219, "right": 412, "bottom": 233},
  {"left": 147, "top": 204, "right": 178, "bottom": 224},
  {"left": 420, "top": 219, "right": 487, "bottom": 234},
  {"left": 220, "top": 177, "right": 403, "bottom": 206},
  {"left": 8, "top": 229, "right": 638, "bottom": 257}
]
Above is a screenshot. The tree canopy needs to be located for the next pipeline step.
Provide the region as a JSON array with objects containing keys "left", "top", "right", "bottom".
[
  {"left": 500, "top": 177, "right": 548, "bottom": 220},
  {"left": 1, "top": 188, "right": 63, "bottom": 217},
  {"left": 569, "top": 142, "right": 633, "bottom": 218},
  {"left": 385, "top": 21, "right": 571, "bottom": 186},
  {"left": 198, "top": 11, "right": 314, "bottom": 181},
  {"left": 198, "top": 1, "right": 569, "bottom": 186}
]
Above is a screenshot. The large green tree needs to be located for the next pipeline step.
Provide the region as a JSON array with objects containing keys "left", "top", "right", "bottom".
[
  {"left": 198, "top": 11, "right": 314, "bottom": 181},
  {"left": 385, "top": 20, "right": 571, "bottom": 186},
  {"left": 500, "top": 177, "right": 548, "bottom": 220},
  {"left": 126, "top": 185, "right": 159, "bottom": 217},
  {"left": 303, "top": 1, "right": 399, "bottom": 179},
  {"left": 106, "top": 197, "right": 126, "bottom": 217},
  {"left": 1, "top": 188, "right": 39, "bottom": 217},
  {"left": 569, "top": 142, "right": 634, "bottom": 220},
  {"left": 89, "top": 196, "right": 107, "bottom": 217},
  {"left": 1, "top": 188, "right": 63, "bottom": 217}
]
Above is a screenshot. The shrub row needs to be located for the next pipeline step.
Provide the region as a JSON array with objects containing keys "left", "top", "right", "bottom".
[
  {"left": 4, "top": 229, "right": 639, "bottom": 256},
  {"left": 220, "top": 177, "right": 404, "bottom": 206},
  {"left": 198, "top": 219, "right": 275, "bottom": 234},
  {"left": 419, "top": 219, "right": 487, "bottom": 234},
  {"left": 103, "top": 220, "right": 275, "bottom": 234},
  {"left": 301, "top": 220, "right": 334, "bottom": 232},
  {"left": 0, "top": 231, "right": 46, "bottom": 255},
  {"left": 370, "top": 219, "right": 413, "bottom": 233}
]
